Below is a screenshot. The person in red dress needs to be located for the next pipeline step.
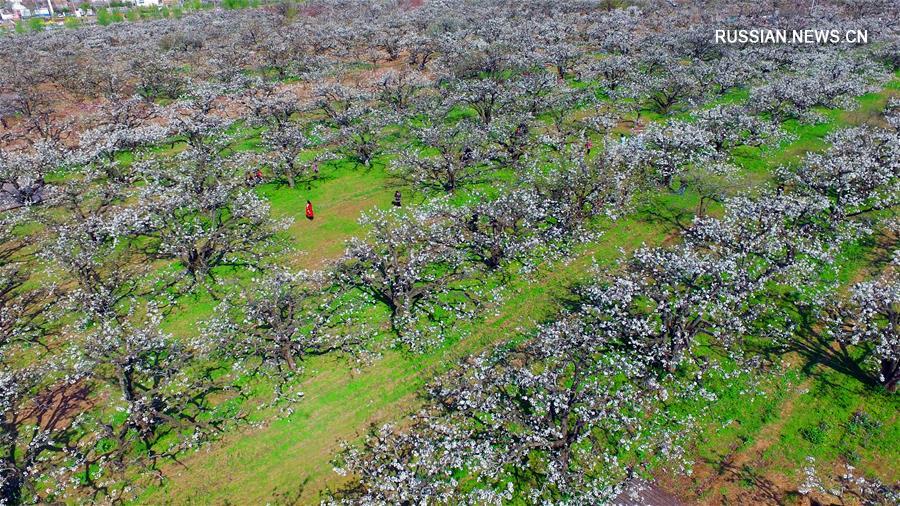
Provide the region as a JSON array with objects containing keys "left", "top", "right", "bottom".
[{"left": 305, "top": 200, "right": 314, "bottom": 220}]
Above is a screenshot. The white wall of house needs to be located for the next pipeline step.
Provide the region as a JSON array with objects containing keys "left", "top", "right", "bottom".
[{"left": 11, "top": 1, "right": 31, "bottom": 17}]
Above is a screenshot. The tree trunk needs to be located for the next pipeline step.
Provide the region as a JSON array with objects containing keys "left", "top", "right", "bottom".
[
  {"left": 487, "top": 242, "right": 502, "bottom": 269},
  {"left": 282, "top": 340, "right": 298, "bottom": 371},
  {"left": 389, "top": 298, "right": 410, "bottom": 335},
  {"left": 881, "top": 358, "right": 898, "bottom": 393},
  {"left": 119, "top": 368, "right": 136, "bottom": 403}
]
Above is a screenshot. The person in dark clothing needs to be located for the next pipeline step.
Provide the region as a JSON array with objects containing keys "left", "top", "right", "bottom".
[
  {"left": 392, "top": 190, "right": 402, "bottom": 207},
  {"left": 305, "top": 200, "right": 314, "bottom": 220},
  {"left": 308, "top": 162, "right": 320, "bottom": 191}
]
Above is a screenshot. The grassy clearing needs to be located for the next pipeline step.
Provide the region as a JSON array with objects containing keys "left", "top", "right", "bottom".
[
  {"left": 772, "top": 368, "right": 899, "bottom": 482},
  {"left": 261, "top": 158, "right": 396, "bottom": 270}
]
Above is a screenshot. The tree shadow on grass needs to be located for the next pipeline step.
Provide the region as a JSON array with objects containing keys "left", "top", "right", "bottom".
[
  {"left": 635, "top": 195, "right": 695, "bottom": 237},
  {"left": 708, "top": 458, "right": 801, "bottom": 506},
  {"left": 787, "top": 332, "right": 877, "bottom": 390},
  {"left": 757, "top": 294, "right": 878, "bottom": 392},
  {"left": 32, "top": 379, "right": 94, "bottom": 431},
  {"left": 867, "top": 226, "right": 898, "bottom": 273},
  {"left": 269, "top": 478, "right": 309, "bottom": 506}
]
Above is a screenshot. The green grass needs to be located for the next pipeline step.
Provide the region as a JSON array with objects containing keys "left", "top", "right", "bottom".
[
  {"left": 772, "top": 369, "right": 899, "bottom": 480},
  {"left": 260, "top": 157, "right": 397, "bottom": 270}
]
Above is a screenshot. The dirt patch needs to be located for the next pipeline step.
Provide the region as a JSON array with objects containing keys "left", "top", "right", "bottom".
[
  {"left": 27, "top": 378, "right": 97, "bottom": 432},
  {"left": 661, "top": 379, "right": 812, "bottom": 506}
]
